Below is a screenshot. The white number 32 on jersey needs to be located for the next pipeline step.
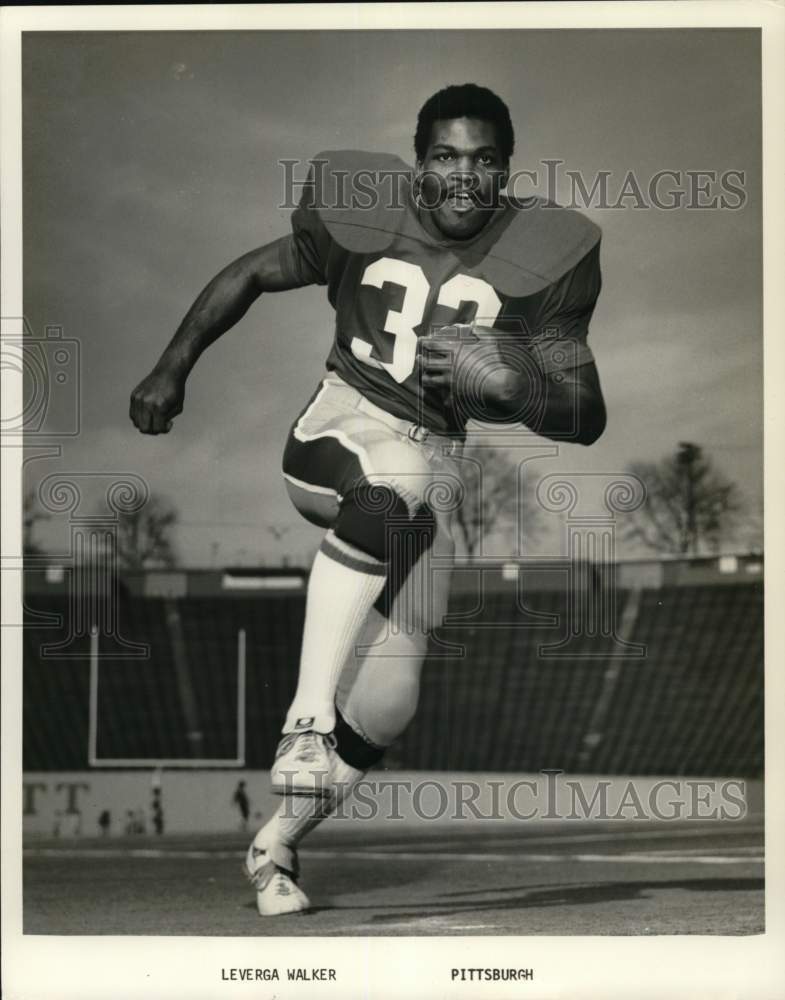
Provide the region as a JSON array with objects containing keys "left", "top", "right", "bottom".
[{"left": 350, "top": 257, "right": 502, "bottom": 384}]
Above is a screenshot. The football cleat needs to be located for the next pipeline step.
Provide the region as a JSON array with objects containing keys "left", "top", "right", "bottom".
[
  {"left": 244, "top": 843, "right": 310, "bottom": 917},
  {"left": 270, "top": 729, "right": 336, "bottom": 796}
]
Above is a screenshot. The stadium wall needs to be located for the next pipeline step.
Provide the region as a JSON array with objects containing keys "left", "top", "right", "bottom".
[
  {"left": 23, "top": 553, "right": 764, "bottom": 600},
  {"left": 22, "top": 770, "right": 763, "bottom": 838}
]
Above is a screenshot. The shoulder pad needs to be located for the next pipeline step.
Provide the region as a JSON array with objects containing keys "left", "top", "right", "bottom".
[
  {"left": 477, "top": 198, "right": 601, "bottom": 298},
  {"left": 309, "top": 150, "right": 412, "bottom": 253}
]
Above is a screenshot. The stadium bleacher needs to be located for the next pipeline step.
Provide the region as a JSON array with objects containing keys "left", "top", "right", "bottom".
[{"left": 22, "top": 569, "right": 763, "bottom": 777}]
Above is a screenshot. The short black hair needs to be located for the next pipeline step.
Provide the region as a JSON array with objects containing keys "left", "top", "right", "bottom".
[{"left": 414, "top": 83, "right": 515, "bottom": 163}]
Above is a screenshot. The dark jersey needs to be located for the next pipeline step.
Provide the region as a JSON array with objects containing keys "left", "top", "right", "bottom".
[{"left": 279, "top": 150, "right": 602, "bottom": 434}]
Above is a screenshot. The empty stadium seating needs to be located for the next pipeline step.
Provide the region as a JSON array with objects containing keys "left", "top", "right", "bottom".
[{"left": 22, "top": 580, "right": 763, "bottom": 776}]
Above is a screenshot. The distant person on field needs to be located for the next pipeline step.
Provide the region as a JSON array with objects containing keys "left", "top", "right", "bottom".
[
  {"left": 152, "top": 789, "right": 164, "bottom": 835},
  {"left": 233, "top": 780, "right": 250, "bottom": 832}
]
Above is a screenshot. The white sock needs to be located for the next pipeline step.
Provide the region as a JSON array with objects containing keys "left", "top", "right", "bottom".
[
  {"left": 251, "top": 752, "right": 364, "bottom": 873},
  {"left": 283, "top": 530, "right": 386, "bottom": 734}
]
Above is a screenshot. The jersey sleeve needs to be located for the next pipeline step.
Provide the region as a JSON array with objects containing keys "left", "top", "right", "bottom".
[
  {"left": 278, "top": 162, "right": 333, "bottom": 287},
  {"left": 528, "top": 241, "right": 602, "bottom": 374}
]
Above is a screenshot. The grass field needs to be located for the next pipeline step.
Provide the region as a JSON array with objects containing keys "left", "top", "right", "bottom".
[{"left": 24, "top": 811, "right": 763, "bottom": 937}]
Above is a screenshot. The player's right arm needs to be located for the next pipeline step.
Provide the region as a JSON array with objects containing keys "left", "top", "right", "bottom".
[{"left": 130, "top": 237, "right": 313, "bottom": 435}]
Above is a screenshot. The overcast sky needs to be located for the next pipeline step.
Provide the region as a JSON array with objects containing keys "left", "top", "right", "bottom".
[{"left": 22, "top": 29, "right": 761, "bottom": 566}]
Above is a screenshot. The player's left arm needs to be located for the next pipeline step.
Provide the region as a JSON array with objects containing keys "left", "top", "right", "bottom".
[
  {"left": 421, "top": 240, "right": 606, "bottom": 444},
  {"left": 421, "top": 334, "right": 605, "bottom": 444},
  {"left": 522, "top": 242, "right": 606, "bottom": 445},
  {"left": 523, "top": 358, "right": 606, "bottom": 445}
]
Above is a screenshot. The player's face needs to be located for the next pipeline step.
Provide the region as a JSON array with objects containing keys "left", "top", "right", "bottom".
[{"left": 416, "top": 117, "right": 508, "bottom": 241}]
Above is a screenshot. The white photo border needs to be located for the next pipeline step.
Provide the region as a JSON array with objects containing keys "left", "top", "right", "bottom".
[{"left": 2, "top": 4, "right": 783, "bottom": 999}]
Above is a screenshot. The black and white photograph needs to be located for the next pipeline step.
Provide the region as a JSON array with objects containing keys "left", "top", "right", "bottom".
[{"left": 2, "top": 3, "right": 784, "bottom": 998}]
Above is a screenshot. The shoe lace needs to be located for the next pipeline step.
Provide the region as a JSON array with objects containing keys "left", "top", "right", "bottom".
[
  {"left": 276, "top": 730, "right": 337, "bottom": 763},
  {"left": 273, "top": 873, "right": 292, "bottom": 896},
  {"left": 293, "top": 731, "right": 323, "bottom": 763},
  {"left": 275, "top": 733, "right": 299, "bottom": 758},
  {"left": 246, "top": 852, "right": 298, "bottom": 893}
]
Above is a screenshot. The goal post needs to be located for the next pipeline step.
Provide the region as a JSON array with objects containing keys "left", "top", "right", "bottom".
[{"left": 87, "top": 626, "right": 247, "bottom": 769}]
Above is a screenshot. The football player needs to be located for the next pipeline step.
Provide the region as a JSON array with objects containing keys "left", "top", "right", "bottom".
[{"left": 130, "top": 83, "right": 606, "bottom": 915}]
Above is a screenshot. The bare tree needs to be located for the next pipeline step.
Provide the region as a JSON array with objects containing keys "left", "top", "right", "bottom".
[
  {"left": 736, "top": 496, "right": 763, "bottom": 555},
  {"left": 623, "top": 443, "right": 743, "bottom": 556},
  {"left": 112, "top": 493, "right": 179, "bottom": 570},
  {"left": 454, "top": 445, "right": 540, "bottom": 556},
  {"left": 23, "top": 488, "right": 49, "bottom": 556}
]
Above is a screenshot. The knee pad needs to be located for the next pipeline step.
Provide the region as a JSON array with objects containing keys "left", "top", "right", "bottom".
[{"left": 334, "top": 483, "right": 434, "bottom": 563}]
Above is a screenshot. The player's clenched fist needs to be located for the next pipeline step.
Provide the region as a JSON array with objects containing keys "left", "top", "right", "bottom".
[{"left": 129, "top": 364, "right": 186, "bottom": 435}]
